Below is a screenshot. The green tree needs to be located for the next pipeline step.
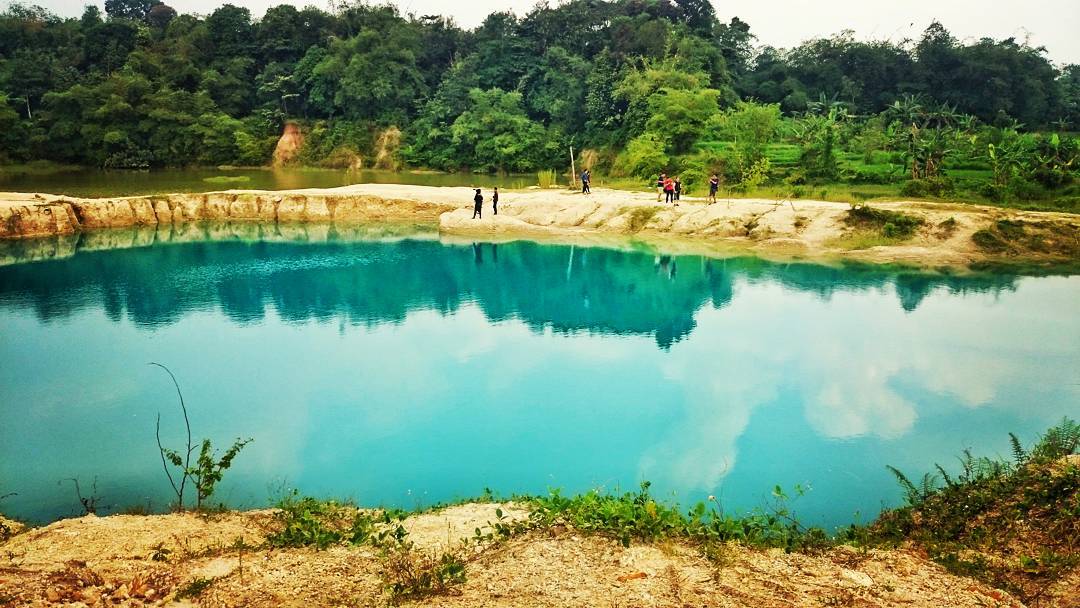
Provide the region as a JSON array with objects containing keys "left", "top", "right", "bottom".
[
  {"left": 307, "top": 21, "right": 425, "bottom": 123},
  {"left": 450, "top": 88, "right": 555, "bottom": 172},
  {"left": 644, "top": 87, "right": 721, "bottom": 154}
]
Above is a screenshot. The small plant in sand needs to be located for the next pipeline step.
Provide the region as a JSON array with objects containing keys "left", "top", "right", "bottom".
[
  {"left": 381, "top": 544, "right": 467, "bottom": 604},
  {"left": 151, "top": 363, "right": 252, "bottom": 512}
]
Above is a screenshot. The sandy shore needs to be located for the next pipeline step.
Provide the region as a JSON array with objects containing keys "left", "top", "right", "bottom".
[
  {"left": 0, "top": 504, "right": 1043, "bottom": 608},
  {"left": 2, "top": 184, "right": 1079, "bottom": 268}
]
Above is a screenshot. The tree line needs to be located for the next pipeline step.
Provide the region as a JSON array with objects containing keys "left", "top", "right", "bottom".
[{"left": 0, "top": 0, "right": 1078, "bottom": 196}]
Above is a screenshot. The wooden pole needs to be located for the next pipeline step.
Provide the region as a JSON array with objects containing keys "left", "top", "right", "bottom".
[{"left": 570, "top": 146, "right": 577, "bottom": 187}]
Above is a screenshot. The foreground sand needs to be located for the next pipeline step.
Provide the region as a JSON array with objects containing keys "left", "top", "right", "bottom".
[
  {"left": 2, "top": 184, "right": 1078, "bottom": 268},
  {"left": 0, "top": 505, "right": 1041, "bottom": 608}
]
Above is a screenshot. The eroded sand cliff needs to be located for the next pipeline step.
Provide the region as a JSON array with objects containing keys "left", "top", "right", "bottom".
[{"left": 2, "top": 184, "right": 1078, "bottom": 268}]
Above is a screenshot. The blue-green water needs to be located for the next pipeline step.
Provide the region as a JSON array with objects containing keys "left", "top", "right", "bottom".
[{"left": 0, "top": 231, "right": 1077, "bottom": 527}]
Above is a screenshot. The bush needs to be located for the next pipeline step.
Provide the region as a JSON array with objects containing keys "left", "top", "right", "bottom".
[
  {"left": 900, "top": 177, "right": 955, "bottom": 198},
  {"left": 267, "top": 492, "right": 409, "bottom": 550},
  {"left": 1006, "top": 178, "right": 1047, "bottom": 201},
  {"left": 614, "top": 133, "right": 669, "bottom": 180},
  {"left": 845, "top": 165, "right": 900, "bottom": 185},
  {"left": 845, "top": 205, "right": 924, "bottom": 239}
]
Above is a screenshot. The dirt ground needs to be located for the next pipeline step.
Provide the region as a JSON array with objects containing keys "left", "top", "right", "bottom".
[{"left": 0, "top": 503, "right": 1041, "bottom": 608}]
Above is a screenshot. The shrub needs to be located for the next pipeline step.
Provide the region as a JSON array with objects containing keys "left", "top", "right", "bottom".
[
  {"left": 614, "top": 133, "right": 669, "bottom": 179},
  {"left": 151, "top": 363, "right": 252, "bottom": 512},
  {"left": 382, "top": 545, "right": 467, "bottom": 603},
  {"left": 267, "top": 492, "right": 409, "bottom": 550},
  {"left": 321, "top": 146, "right": 363, "bottom": 170},
  {"left": 845, "top": 205, "right": 924, "bottom": 239},
  {"left": 900, "top": 177, "right": 955, "bottom": 198},
  {"left": 1006, "top": 178, "right": 1047, "bottom": 201}
]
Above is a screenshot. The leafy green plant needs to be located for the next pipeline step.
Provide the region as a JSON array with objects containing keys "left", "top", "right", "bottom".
[
  {"left": 528, "top": 481, "right": 829, "bottom": 554},
  {"left": 267, "top": 491, "right": 409, "bottom": 550},
  {"left": 151, "top": 363, "right": 252, "bottom": 511},
  {"left": 381, "top": 544, "right": 467, "bottom": 604}
]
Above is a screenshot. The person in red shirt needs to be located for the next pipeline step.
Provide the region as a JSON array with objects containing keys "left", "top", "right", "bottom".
[{"left": 663, "top": 176, "right": 676, "bottom": 205}]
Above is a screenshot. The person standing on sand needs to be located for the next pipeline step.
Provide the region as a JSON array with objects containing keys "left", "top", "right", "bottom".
[
  {"left": 472, "top": 188, "right": 483, "bottom": 219},
  {"left": 581, "top": 169, "right": 591, "bottom": 195},
  {"left": 493, "top": 187, "right": 499, "bottom": 215},
  {"left": 664, "top": 175, "right": 676, "bottom": 205},
  {"left": 656, "top": 173, "right": 665, "bottom": 202},
  {"left": 674, "top": 176, "right": 682, "bottom": 202},
  {"left": 708, "top": 174, "right": 719, "bottom": 204}
]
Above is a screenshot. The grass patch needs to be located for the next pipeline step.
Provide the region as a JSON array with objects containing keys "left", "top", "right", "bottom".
[
  {"left": 202, "top": 175, "right": 252, "bottom": 185},
  {"left": 852, "top": 418, "right": 1079, "bottom": 605},
  {"left": 530, "top": 481, "right": 830, "bottom": 555},
  {"left": 625, "top": 206, "right": 661, "bottom": 232},
  {"left": 829, "top": 231, "right": 906, "bottom": 250},
  {"left": 972, "top": 219, "right": 1080, "bottom": 257}
]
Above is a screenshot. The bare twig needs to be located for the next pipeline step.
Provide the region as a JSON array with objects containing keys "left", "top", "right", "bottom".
[{"left": 151, "top": 362, "right": 193, "bottom": 511}]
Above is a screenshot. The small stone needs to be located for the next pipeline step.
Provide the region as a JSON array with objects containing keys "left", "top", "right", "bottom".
[{"left": 841, "top": 569, "right": 874, "bottom": 587}]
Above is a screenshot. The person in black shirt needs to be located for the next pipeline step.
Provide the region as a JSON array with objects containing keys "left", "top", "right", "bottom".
[
  {"left": 472, "top": 189, "right": 483, "bottom": 219},
  {"left": 492, "top": 187, "right": 499, "bottom": 215}
]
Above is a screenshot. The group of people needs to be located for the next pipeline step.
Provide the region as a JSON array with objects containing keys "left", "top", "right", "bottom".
[
  {"left": 472, "top": 187, "right": 498, "bottom": 219},
  {"left": 472, "top": 169, "right": 722, "bottom": 219},
  {"left": 655, "top": 173, "right": 722, "bottom": 205}
]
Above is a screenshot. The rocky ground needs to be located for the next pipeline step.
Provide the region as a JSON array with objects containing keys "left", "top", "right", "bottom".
[
  {"left": 0, "top": 504, "right": 1035, "bottom": 608},
  {"left": 2, "top": 184, "right": 1078, "bottom": 268}
]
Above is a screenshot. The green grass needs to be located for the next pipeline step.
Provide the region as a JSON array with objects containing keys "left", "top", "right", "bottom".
[{"left": 202, "top": 175, "right": 252, "bottom": 185}]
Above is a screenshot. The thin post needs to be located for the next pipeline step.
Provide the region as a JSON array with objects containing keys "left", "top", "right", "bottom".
[{"left": 570, "top": 146, "right": 576, "bottom": 187}]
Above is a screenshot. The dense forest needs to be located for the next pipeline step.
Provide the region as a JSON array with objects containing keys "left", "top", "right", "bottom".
[{"left": 1, "top": 0, "right": 1079, "bottom": 206}]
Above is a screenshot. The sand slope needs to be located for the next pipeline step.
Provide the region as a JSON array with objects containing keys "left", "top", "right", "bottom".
[{"left": 0, "top": 505, "right": 1031, "bottom": 608}]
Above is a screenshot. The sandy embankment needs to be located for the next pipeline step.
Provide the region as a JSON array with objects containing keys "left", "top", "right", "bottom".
[
  {"left": 0, "top": 504, "right": 1036, "bottom": 608},
  {"left": 1, "top": 184, "right": 1079, "bottom": 267}
]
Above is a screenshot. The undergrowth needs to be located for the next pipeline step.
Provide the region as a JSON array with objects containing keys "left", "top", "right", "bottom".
[
  {"left": 843, "top": 204, "right": 925, "bottom": 239},
  {"left": 855, "top": 418, "right": 1079, "bottom": 605}
]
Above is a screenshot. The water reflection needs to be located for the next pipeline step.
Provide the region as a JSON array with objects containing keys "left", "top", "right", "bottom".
[{"left": 0, "top": 228, "right": 1029, "bottom": 348}]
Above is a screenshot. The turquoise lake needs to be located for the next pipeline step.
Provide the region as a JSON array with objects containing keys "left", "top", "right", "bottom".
[{"left": 1, "top": 230, "right": 1077, "bottom": 528}]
